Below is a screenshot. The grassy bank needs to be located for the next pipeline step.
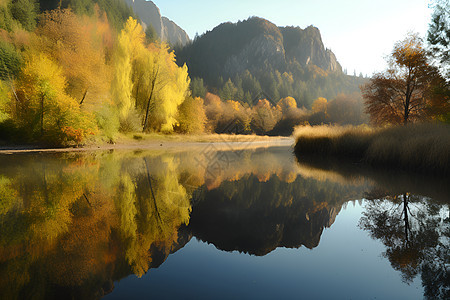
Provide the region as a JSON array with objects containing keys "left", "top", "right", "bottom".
[{"left": 294, "top": 124, "right": 450, "bottom": 175}]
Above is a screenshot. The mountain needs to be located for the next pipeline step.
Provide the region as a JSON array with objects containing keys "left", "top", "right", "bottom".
[
  {"left": 124, "top": 0, "right": 190, "bottom": 46},
  {"left": 175, "top": 17, "right": 364, "bottom": 108},
  {"left": 177, "top": 17, "right": 341, "bottom": 84}
]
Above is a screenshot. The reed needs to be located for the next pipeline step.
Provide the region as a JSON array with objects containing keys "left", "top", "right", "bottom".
[{"left": 294, "top": 123, "right": 450, "bottom": 175}]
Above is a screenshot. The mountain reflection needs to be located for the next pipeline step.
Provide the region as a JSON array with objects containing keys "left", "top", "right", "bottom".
[
  {"left": 189, "top": 173, "right": 362, "bottom": 255},
  {"left": 0, "top": 149, "right": 448, "bottom": 299}
]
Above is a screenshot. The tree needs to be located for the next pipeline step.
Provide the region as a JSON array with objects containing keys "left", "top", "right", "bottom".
[
  {"left": 176, "top": 96, "right": 206, "bottom": 134},
  {"left": 145, "top": 23, "right": 158, "bottom": 43},
  {"left": 14, "top": 53, "right": 95, "bottom": 145},
  {"left": 251, "top": 99, "right": 281, "bottom": 134},
  {"left": 111, "top": 17, "right": 145, "bottom": 125},
  {"left": 37, "top": 8, "right": 111, "bottom": 107},
  {"left": 428, "top": 0, "right": 449, "bottom": 80},
  {"left": 137, "top": 42, "right": 190, "bottom": 133},
  {"left": 311, "top": 97, "right": 327, "bottom": 114},
  {"left": 0, "top": 41, "right": 22, "bottom": 81},
  {"left": 326, "top": 93, "right": 367, "bottom": 125},
  {"left": 9, "top": 0, "right": 39, "bottom": 31},
  {"left": 190, "top": 77, "right": 207, "bottom": 98},
  {"left": 359, "top": 192, "right": 449, "bottom": 299},
  {"left": 362, "top": 33, "right": 445, "bottom": 125}
]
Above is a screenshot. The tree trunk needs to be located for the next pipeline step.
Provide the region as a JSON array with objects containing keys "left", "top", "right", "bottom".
[
  {"left": 41, "top": 93, "right": 44, "bottom": 136},
  {"left": 144, "top": 158, "right": 163, "bottom": 228},
  {"left": 142, "top": 68, "right": 159, "bottom": 132},
  {"left": 79, "top": 89, "right": 88, "bottom": 106},
  {"left": 403, "top": 193, "right": 410, "bottom": 244}
]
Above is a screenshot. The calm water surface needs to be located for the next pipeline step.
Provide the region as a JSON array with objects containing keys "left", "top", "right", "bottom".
[{"left": 0, "top": 145, "right": 448, "bottom": 299}]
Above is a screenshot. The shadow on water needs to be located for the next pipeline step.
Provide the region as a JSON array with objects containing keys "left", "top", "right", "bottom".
[{"left": 0, "top": 149, "right": 448, "bottom": 299}]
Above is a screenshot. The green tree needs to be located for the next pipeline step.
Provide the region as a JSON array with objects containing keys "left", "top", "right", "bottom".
[
  {"left": 190, "top": 77, "right": 207, "bottom": 98},
  {"left": 9, "top": 0, "right": 39, "bottom": 31},
  {"left": 145, "top": 23, "right": 158, "bottom": 43},
  {"left": 428, "top": 0, "right": 450, "bottom": 80},
  {"left": 220, "top": 78, "right": 237, "bottom": 101},
  {"left": 0, "top": 40, "right": 22, "bottom": 80}
]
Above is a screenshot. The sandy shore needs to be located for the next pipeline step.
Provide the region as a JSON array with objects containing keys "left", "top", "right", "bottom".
[{"left": 0, "top": 136, "right": 294, "bottom": 154}]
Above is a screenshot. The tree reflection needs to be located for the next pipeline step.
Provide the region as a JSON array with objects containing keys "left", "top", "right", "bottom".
[
  {"left": 359, "top": 192, "right": 449, "bottom": 299},
  {"left": 0, "top": 153, "right": 192, "bottom": 299}
]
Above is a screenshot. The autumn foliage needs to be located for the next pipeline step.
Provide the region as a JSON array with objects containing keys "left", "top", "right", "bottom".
[{"left": 362, "top": 33, "right": 449, "bottom": 125}]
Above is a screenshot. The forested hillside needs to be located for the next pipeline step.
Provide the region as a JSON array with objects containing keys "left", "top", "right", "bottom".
[
  {"left": 176, "top": 17, "right": 367, "bottom": 109},
  {"left": 0, "top": 0, "right": 370, "bottom": 147}
]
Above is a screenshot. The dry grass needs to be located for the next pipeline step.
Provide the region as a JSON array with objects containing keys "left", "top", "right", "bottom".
[{"left": 294, "top": 123, "right": 450, "bottom": 175}]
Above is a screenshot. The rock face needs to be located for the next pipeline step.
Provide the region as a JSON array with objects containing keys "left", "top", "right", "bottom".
[
  {"left": 178, "top": 17, "right": 342, "bottom": 79},
  {"left": 124, "top": 0, "right": 190, "bottom": 46},
  {"left": 224, "top": 34, "right": 287, "bottom": 76},
  {"left": 161, "top": 17, "right": 190, "bottom": 46},
  {"left": 281, "top": 25, "right": 341, "bottom": 72}
]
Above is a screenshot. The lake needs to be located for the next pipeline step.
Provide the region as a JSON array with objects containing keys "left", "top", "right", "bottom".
[{"left": 0, "top": 143, "right": 448, "bottom": 299}]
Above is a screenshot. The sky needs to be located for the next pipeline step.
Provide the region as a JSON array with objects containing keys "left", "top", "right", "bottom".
[{"left": 151, "top": 0, "right": 433, "bottom": 76}]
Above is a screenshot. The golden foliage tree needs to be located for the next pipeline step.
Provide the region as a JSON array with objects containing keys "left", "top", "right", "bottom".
[
  {"left": 362, "top": 33, "right": 446, "bottom": 125},
  {"left": 14, "top": 53, "right": 95, "bottom": 144},
  {"left": 176, "top": 96, "right": 207, "bottom": 134},
  {"left": 139, "top": 42, "right": 190, "bottom": 133},
  {"left": 111, "top": 17, "right": 144, "bottom": 123},
  {"left": 37, "top": 8, "right": 110, "bottom": 108},
  {"left": 112, "top": 17, "right": 190, "bottom": 133},
  {"left": 311, "top": 97, "right": 328, "bottom": 114},
  {"left": 251, "top": 99, "right": 281, "bottom": 134}
]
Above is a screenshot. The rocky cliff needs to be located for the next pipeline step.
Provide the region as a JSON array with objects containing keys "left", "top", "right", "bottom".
[
  {"left": 281, "top": 25, "right": 341, "bottom": 72},
  {"left": 124, "top": 0, "right": 190, "bottom": 46},
  {"left": 177, "top": 17, "right": 342, "bottom": 81}
]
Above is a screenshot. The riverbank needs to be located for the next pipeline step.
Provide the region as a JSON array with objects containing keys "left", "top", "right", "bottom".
[
  {"left": 0, "top": 134, "right": 294, "bottom": 154},
  {"left": 294, "top": 123, "right": 450, "bottom": 175}
]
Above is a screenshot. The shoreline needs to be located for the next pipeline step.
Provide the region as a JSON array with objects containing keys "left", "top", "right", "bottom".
[{"left": 0, "top": 135, "right": 294, "bottom": 154}]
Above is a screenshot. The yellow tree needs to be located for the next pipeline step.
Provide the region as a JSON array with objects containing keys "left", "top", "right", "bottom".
[
  {"left": 251, "top": 99, "right": 281, "bottom": 134},
  {"left": 176, "top": 96, "right": 206, "bottom": 134},
  {"left": 111, "top": 17, "right": 145, "bottom": 123},
  {"left": 278, "top": 96, "right": 297, "bottom": 114},
  {"left": 137, "top": 42, "right": 190, "bottom": 133},
  {"left": 15, "top": 53, "right": 95, "bottom": 144},
  {"left": 37, "top": 9, "right": 110, "bottom": 108},
  {"left": 311, "top": 97, "right": 328, "bottom": 114}
]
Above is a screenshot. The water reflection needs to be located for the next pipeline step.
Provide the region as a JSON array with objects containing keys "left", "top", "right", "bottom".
[
  {"left": 0, "top": 148, "right": 448, "bottom": 299},
  {"left": 359, "top": 193, "right": 449, "bottom": 299},
  {"left": 296, "top": 156, "right": 450, "bottom": 300},
  {"left": 0, "top": 152, "right": 192, "bottom": 299},
  {"left": 189, "top": 173, "right": 365, "bottom": 255}
]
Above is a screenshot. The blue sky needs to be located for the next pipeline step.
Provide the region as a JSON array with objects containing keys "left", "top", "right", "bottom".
[{"left": 151, "top": 0, "right": 433, "bottom": 76}]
